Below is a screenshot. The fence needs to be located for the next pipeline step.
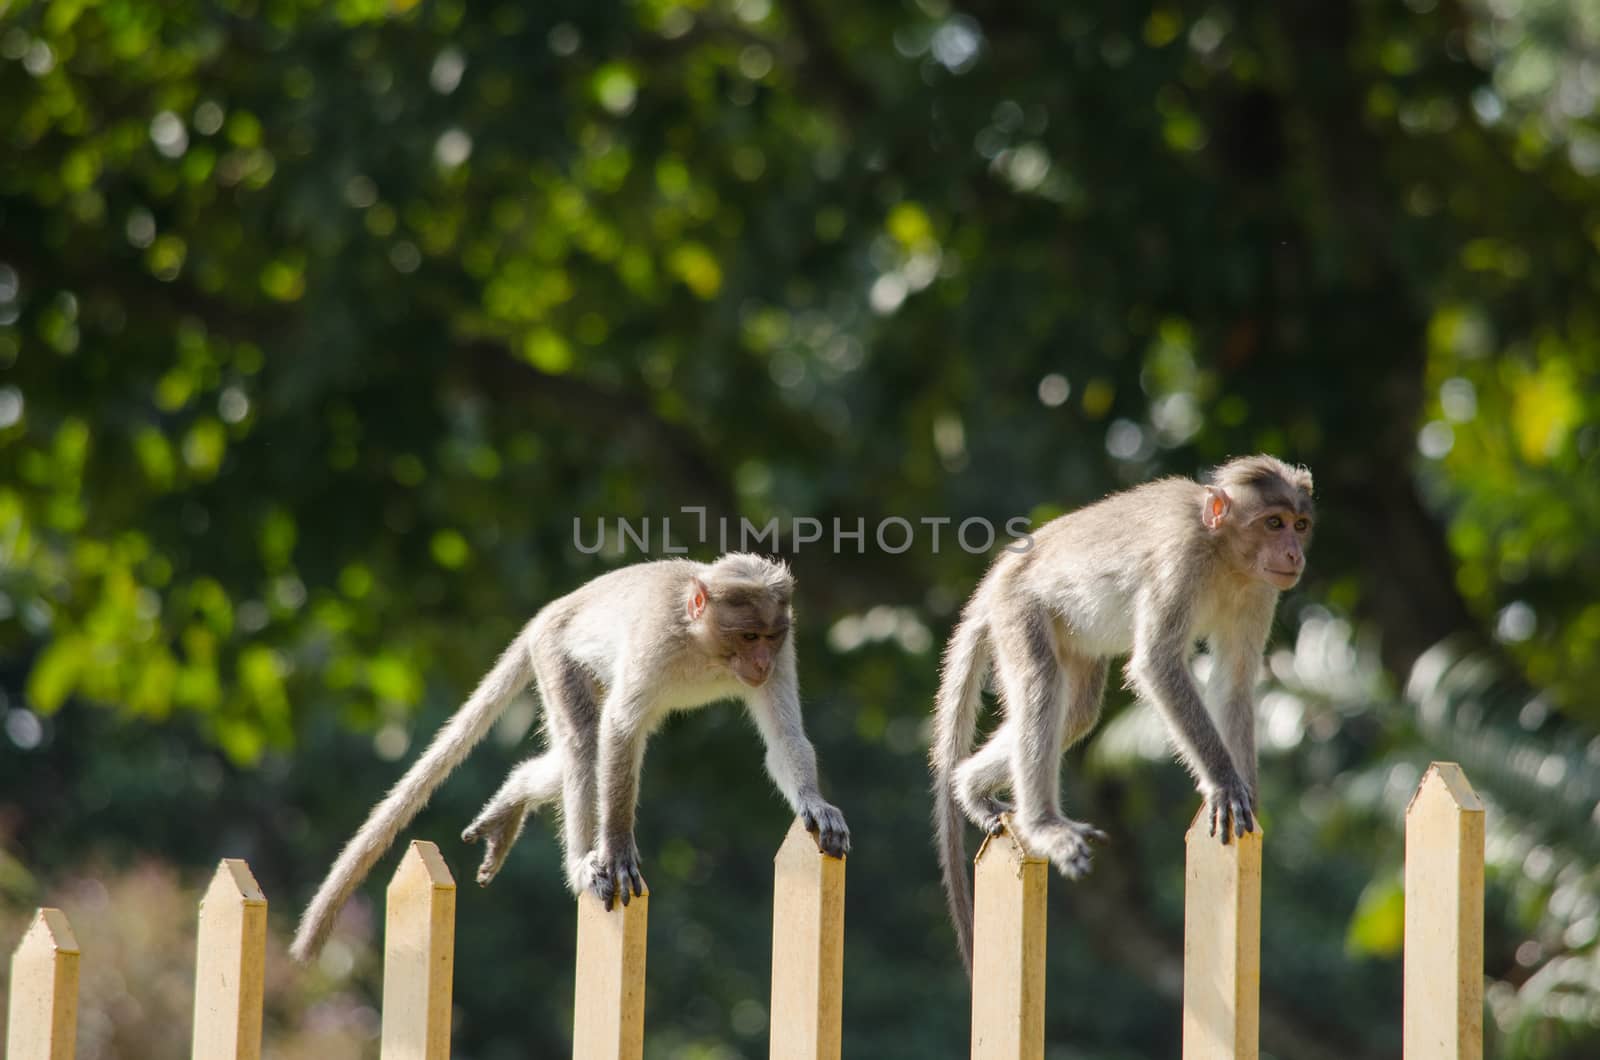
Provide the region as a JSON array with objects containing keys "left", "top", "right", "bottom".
[
  {"left": 2, "top": 817, "right": 846, "bottom": 1060},
  {"left": 4, "top": 762, "right": 1481, "bottom": 1058},
  {"left": 968, "top": 760, "right": 1484, "bottom": 1060}
]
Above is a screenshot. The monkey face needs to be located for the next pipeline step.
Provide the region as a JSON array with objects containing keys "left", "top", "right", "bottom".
[
  {"left": 723, "top": 619, "right": 789, "bottom": 686},
  {"left": 720, "top": 597, "right": 791, "bottom": 686},
  {"left": 1252, "top": 508, "right": 1312, "bottom": 589},
  {"left": 687, "top": 570, "right": 794, "bottom": 686},
  {"left": 1205, "top": 471, "right": 1314, "bottom": 592}
]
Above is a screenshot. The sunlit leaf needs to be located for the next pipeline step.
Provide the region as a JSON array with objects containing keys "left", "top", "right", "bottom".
[
  {"left": 668, "top": 242, "right": 721, "bottom": 298},
  {"left": 522, "top": 328, "right": 573, "bottom": 373},
  {"left": 1346, "top": 873, "right": 1406, "bottom": 957},
  {"left": 430, "top": 528, "right": 470, "bottom": 568},
  {"left": 25, "top": 636, "right": 84, "bottom": 713},
  {"left": 1510, "top": 359, "right": 1579, "bottom": 464}
]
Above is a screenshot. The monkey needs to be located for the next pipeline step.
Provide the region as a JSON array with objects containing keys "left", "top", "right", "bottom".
[
  {"left": 289, "top": 552, "right": 849, "bottom": 963},
  {"left": 930, "top": 454, "right": 1314, "bottom": 972}
]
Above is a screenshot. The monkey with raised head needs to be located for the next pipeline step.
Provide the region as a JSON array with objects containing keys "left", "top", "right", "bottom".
[
  {"left": 291, "top": 552, "right": 848, "bottom": 963},
  {"left": 931, "top": 455, "right": 1314, "bottom": 972}
]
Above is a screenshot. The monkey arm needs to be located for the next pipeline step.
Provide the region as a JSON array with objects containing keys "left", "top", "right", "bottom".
[
  {"left": 1203, "top": 654, "right": 1259, "bottom": 809},
  {"left": 1130, "top": 623, "right": 1239, "bottom": 790},
  {"left": 595, "top": 697, "right": 650, "bottom": 844},
  {"left": 1206, "top": 643, "right": 1269, "bottom": 807},
  {"left": 1129, "top": 592, "right": 1255, "bottom": 839},
  {"left": 745, "top": 657, "right": 850, "bottom": 857},
  {"left": 1205, "top": 590, "right": 1276, "bottom": 806}
]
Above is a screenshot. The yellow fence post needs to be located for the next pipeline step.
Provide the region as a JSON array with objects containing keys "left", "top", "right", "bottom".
[
  {"left": 380, "top": 840, "right": 456, "bottom": 1060},
  {"left": 1404, "top": 762, "right": 1485, "bottom": 1060},
  {"left": 969, "top": 827, "right": 1047, "bottom": 1060},
  {"left": 572, "top": 882, "right": 649, "bottom": 1060},
  {"left": 1181, "top": 810, "right": 1262, "bottom": 1060},
  {"left": 5, "top": 908, "right": 80, "bottom": 1060},
  {"left": 191, "top": 859, "right": 268, "bottom": 1060},
  {"left": 769, "top": 818, "right": 846, "bottom": 1060}
]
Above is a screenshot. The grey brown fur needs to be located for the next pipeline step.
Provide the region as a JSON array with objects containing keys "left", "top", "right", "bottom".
[
  {"left": 930, "top": 455, "right": 1314, "bottom": 973},
  {"left": 290, "top": 553, "right": 848, "bottom": 963}
]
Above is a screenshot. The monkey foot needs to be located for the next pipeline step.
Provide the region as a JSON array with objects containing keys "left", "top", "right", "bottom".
[
  {"left": 1028, "top": 820, "right": 1108, "bottom": 881},
  {"left": 461, "top": 805, "right": 528, "bottom": 886},
  {"left": 470, "top": 842, "right": 510, "bottom": 887},
  {"left": 582, "top": 847, "right": 647, "bottom": 911},
  {"left": 978, "top": 800, "right": 1014, "bottom": 837},
  {"left": 1052, "top": 843, "right": 1095, "bottom": 879}
]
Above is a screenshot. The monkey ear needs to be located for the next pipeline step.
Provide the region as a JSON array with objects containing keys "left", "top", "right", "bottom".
[
  {"left": 1201, "top": 486, "right": 1232, "bottom": 530},
  {"left": 687, "top": 577, "right": 709, "bottom": 621}
]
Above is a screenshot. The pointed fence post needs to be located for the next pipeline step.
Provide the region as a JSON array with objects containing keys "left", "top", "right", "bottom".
[
  {"left": 5, "top": 908, "right": 80, "bottom": 1060},
  {"left": 572, "top": 883, "right": 649, "bottom": 1060},
  {"left": 1181, "top": 810, "right": 1262, "bottom": 1060},
  {"left": 191, "top": 859, "right": 268, "bottom": 1060},
  {"left": 1404, "top": 762, "right": 1485, "bottom": 1060},
  {"left": 380, "top": 840, "right": 456, "bottom": 1060},
  {"left": 769, "top": 818, "right": 846, "bottom": 1060},
  {"left": 969, "top": 827, "right": 1048, "bottom": 1060}
]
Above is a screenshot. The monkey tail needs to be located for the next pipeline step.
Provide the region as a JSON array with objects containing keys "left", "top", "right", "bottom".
[
  {"left": 289, "top": 628, "right": 536, "bottom": 963},
  {"left": 930, "top": 613, "right": 991, "bottom": 977}
]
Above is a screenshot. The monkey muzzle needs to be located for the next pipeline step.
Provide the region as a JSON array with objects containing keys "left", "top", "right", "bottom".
[
  {"left": 732, "top": 660, "right": 774, "bottom": 687},
  {"left": 1264, "top": 566, "right": 1302, "bottom": 590}
]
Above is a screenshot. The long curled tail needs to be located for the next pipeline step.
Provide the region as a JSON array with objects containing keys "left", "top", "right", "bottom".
[
  {"left": 290, "top": 629, "right": 535, "bottom": 962},
  {"left": 930, "top": 613, "right": 991, "bottom": 976}
]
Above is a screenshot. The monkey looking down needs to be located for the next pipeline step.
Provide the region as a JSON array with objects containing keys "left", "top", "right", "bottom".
[
  {"left": 930, "top": 455, "right": 1314, "bottom": 973},
  {"left": 291, "top": 552, "right": 848, "bottom": 963}
]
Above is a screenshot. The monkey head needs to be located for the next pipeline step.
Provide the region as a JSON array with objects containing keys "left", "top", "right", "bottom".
[
  {"left": 1201, "top": 455, "right": 1315, "bottom": 591},
  {"left": 687, "top": 556, "right": 795, "bottom": 687}
]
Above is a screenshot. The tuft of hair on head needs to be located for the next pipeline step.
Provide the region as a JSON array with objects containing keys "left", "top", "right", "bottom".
[
  {"left": 1208, "top": 453, "right": 1313, "bottom": 500},
  {"left": 706, "top": 552, "right": 794, "bottom": 601}
]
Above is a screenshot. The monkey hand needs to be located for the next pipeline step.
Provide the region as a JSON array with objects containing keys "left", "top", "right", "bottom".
[
  {"left": 801, "top": 800, "right": 851, "bottom": 858},
  {"left": 583, "top": 843, "right": 647, "bottom": 911},
  {"left": 1204, "top": 775, "right": 1256, "bottom": 844},
  {"left": 982, "top": 809, "right": 1010, "bottom": 837}
]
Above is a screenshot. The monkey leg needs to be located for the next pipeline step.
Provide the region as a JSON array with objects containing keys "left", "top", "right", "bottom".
[
  {"left": 515, "top": 651, "right": 602, "bottom": 894},
  {"left": 993, "top": 612, "right": 1106, "bottom": 879},
  {"left": 560, "top": 750, "right": 601, "bottom": 894},
  {"left": 1059, "top": 656, "right": 1109, "bottom": 751},
  {"left": 953, "top": 725, "right": 1015, "bottom": 835},
  {"left": 462, "top": 751, "right": 564, "bottom": 886}
]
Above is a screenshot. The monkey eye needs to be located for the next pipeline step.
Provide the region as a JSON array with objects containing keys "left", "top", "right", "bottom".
[
  {"left": 1295, "top": 518, "right": 1309, "bottom": 532},
  {"left": 1266, "top": 516, "right": 1284, "bottom": 530},
  {"left": 741, "top": 632, "right": 760, "bottom": 642}
]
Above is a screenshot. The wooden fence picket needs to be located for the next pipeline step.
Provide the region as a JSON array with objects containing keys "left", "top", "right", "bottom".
[
  {"left": 1404, "top": 762, "right": 1485, "bottom": 1060},
  {"left": 572, "top": 881, "right": 648, "bottom": 1060},
  {"left": 969, "top": 827, "right": 1047, "bottom": 1060},
  {"left": 380, "top": 840, "right": 457, "bottom": 1060},
  {"left": 1181, "top": 811, "right": 1262, "bottom": 1060},
  {"left": 769, "top": 818, "right": 846, "bottom": 1060},
  {"left": 191, "top": 858, "right": 268, "bottom": 1060},
  {"left": 5, "top": 908, "right": 80, "bottom": 1060}
]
